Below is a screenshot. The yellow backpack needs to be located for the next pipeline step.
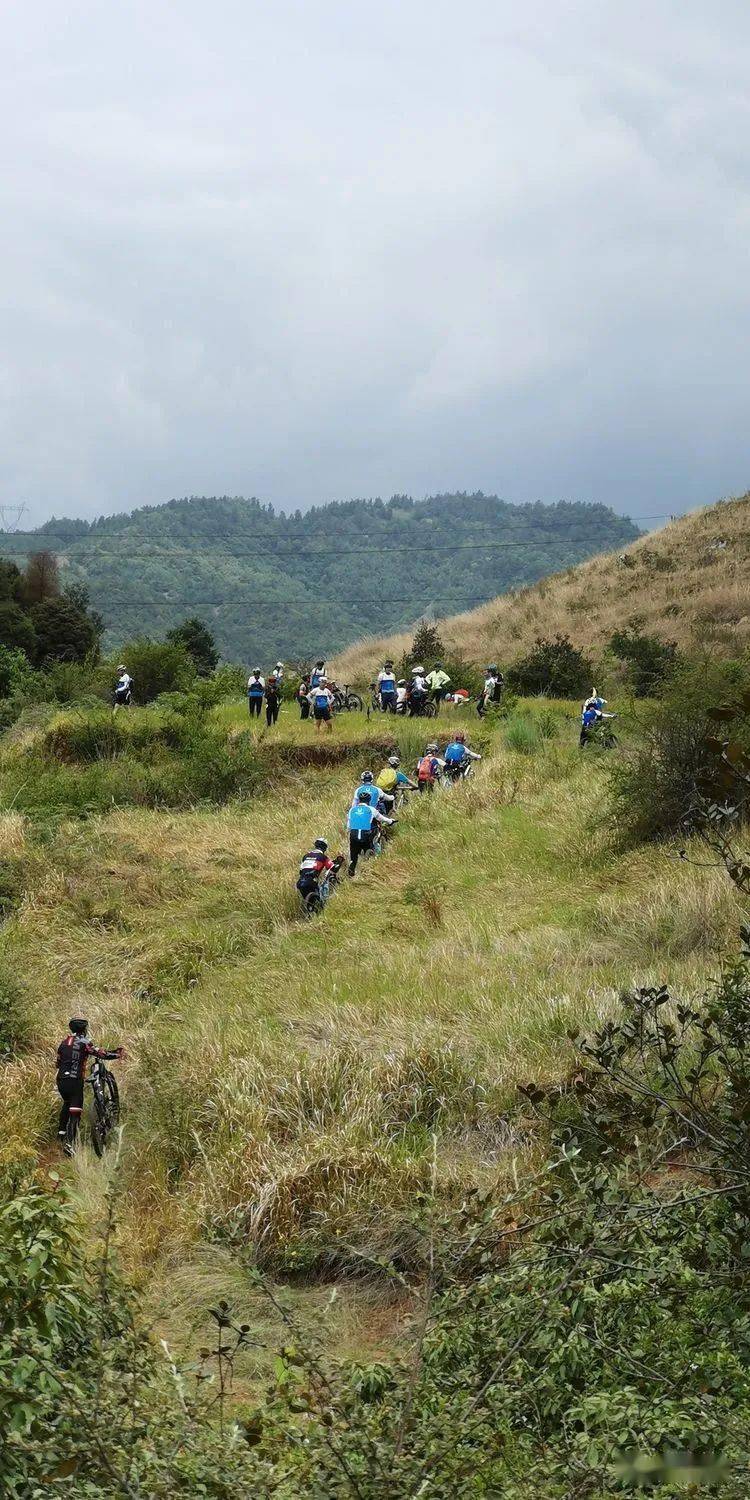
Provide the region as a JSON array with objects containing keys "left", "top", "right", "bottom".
[{"left": 376, "top": 767, "right": 398, "bottom": 792}]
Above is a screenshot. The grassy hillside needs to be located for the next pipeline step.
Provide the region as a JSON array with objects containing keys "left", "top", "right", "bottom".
[
  {"left": 1, "top": 702, "right": 741, "bottom": 1283},
  {"left": 333, "top": 492, "right": 750, "bottom": 683},
  {"left": 0, "top": 492, "right": 639, "bottom": 662},
  {"left": 2, "top": 687, "right": 749, "bottom": 1493}
]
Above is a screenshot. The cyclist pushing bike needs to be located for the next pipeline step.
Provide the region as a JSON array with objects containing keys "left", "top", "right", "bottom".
[
  {"left": 56, "top": 1017, "right": 125, "bottom": 1155},
  {"left": 296, "top": 839, "right": 344, "bottom": 913},
  {"left": 443, "top": 730, "right": 482, "bottom": 780}
]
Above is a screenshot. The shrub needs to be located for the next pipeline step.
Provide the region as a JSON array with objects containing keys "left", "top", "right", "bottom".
[
  {"left": 0, "top": 646, "right": 36, "bottom": 700},
  {"left": 506, "top": 634, "right": 593, "bottom": 698},
  {"left": 609, "top": 627, "right": 680, "bottom": 696},
  {"left": 114, "top": 638, "right": 196, "bottom": 701},
  {"left": 0, "top": 601, "right": 37, "bottom": 658},
  {"left": 608, "top": 656, "right": 750, "bottom": 844}
]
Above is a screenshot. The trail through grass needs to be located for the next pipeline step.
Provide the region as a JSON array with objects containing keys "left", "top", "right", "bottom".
[{"left": 0, "top": 696, "right": 743, "bottom": 1377}]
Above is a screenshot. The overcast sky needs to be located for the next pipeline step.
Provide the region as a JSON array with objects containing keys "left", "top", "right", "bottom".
[{"left": 2, "top": 0, "right": 749, "bottom": 528}]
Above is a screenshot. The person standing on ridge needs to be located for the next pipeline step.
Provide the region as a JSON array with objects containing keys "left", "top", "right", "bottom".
[
  {"left": 376, "top": 660, "right": 398, "bottom": 712},
  {"left": 408, "top": 665, "right": 428, "bottom": 716},
  {"left": 426, "top": 662, "right": 451, "bottom": 713},
  {"left": 113, "top": 665, "right": 133, "bottom": 710},
  {"left": 308, "top": 676, "right": 335, "bottom": 733},
  {"left": 247, "top": 668, "right": 265, "bottom": 718},
  {"left": 310, "top": 660, "right": 326, "bottom": 689},
  {"left": 265, "top": 671, "right": 281, "bottom": 726}
]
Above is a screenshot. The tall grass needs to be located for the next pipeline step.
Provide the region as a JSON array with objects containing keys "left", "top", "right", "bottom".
[
  {"left": 1, "top": 703, "right": 742, "bottom": 1315},
  {"left": 332, "top": 494, "right": 750, "bottom": 685}
]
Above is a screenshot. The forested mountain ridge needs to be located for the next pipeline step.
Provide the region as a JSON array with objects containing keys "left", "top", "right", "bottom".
[{"left": 0, "top": 492, "right": 640, "bottom": 662}]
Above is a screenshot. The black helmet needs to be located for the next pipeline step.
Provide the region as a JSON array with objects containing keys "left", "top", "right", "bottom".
[
  {"left": 361, "top": 770, "right": 374, "bottom": 783},
  {"left": 315, "top": 659, "right": 324, "bottom": 667},
  {"left": 357, "top": 790, "right": 370, "bottom": 802},
  {"left": 434, "top": 661, "right": 443, "bottom": 669},
  {"left": 69, "top": 1017, "right": 88, "bottom": 1035},
  {"left": 313, "top": 838, "right": 329, "bottom": 853}
]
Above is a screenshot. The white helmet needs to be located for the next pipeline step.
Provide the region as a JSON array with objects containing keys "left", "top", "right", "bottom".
[{"left": 388, "top": 755, "right": 400, "bottom": 768}]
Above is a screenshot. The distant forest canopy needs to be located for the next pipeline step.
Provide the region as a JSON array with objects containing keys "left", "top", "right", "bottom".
[{"left": 0, "top": 493, "right": 640, "bottom": 662}]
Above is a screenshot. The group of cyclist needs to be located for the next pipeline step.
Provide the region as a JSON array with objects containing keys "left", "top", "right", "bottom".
[
  {"left": 296, "top": 730, "right": 482, "bottom": 906},
  {"left": 372, "top": 660, "right": 505, "bottom": 718}
]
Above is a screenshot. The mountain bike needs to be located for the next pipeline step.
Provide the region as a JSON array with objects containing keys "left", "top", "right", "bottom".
[
  {"left": 444, "top": 758, "right": 474, "bottom": 786},
  {"left": 88, "top": 1056, "right": 120, "bottom": 1156},
  {"left": 408, "top": 696, "right": 437, "bottom": 719},
  {"left": 331, "top": 683, "right": 364, "bottom": 713},
  {"left": 583, "top": 714, "right": 619, "bottom": 750}
]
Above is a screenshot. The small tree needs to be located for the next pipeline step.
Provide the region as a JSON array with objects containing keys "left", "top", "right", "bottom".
[
  {"left": 506, "top": 634, "right": 593, "bottom": 698},
  {"left": 116, "top": 638, "right": 196, "bottom": 701},
  {"left": 409, "top": 621, "right": 445, "bottom": 665},
  {"left": 166, "top": 617, "right": 219, "bottom": 676},
  {"left": 609, "top": 628, "right": 679, "bottom": 696},
  {"left": 23, "top": 550, "right": 60, "bottom": 605},
  {"left": 31, "top": 596, "right": 98, "bottom": 665}
]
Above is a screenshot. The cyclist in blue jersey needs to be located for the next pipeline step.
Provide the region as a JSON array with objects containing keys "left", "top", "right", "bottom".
[
  {"left": 351, "top": 770, "right": 388, "bottom": 809},
  {"left": 443, "top": 730, "right": 482, "bottom": 779},
  {"left": 347, "top": 791, "right": 395, "bottom": 876},
  {"left": 376, "top": 661, "right": 398, "bottom": 712},
  {"left": 307, "top": 678, "right": 335, "bottom": 733},
  {"left": 310, "top": 660, "right": 327, "bottom": 689}
]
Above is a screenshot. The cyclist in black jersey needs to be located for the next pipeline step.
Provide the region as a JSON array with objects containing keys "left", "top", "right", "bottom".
[{"left": 56, "top": 1018, "right": 124, "bottom": 1154}]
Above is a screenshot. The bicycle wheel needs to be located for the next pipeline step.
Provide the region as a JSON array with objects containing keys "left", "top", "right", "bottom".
[
  {"left": 345, "top": 693, "right": 364, "bottom": 713},
  {"left": 91, "top": 1072, "right": 119, "bottom": 1157},
  {"left": 422, "top": 700, "right": 437, "bottom": 719}
]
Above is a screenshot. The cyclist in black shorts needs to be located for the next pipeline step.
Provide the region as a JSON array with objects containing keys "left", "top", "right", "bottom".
[{"left": 56, "top": 1017, "right": 124, "bottom": 1154}]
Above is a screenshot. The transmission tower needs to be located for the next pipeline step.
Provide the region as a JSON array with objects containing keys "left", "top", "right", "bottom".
[{"left": 0, "top": 503, "right": 27, "bottom": 534}]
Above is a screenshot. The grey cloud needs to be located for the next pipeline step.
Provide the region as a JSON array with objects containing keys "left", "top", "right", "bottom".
[{"left": 2, "top": 0, "right": 750, "bottom": 525}]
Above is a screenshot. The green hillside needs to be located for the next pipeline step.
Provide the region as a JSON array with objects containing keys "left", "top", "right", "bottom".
[
  {"left": 0, "top": 493, "right": 640, "bottom": 662},
  {"left": 1, "top": 659, "right": 749, "bottom": 1493}
]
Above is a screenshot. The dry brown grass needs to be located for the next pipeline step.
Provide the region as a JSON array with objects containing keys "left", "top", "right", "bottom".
[{"left": 332, "top": 493, "right": 750, "bottom": 682}]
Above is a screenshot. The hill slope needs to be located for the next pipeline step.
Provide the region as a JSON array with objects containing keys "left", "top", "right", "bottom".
[
  {"left": 0, "top": 492, "right": 639, "bottom": 662},
  {"left": 333, "top": 492, "right": 750, "bottom": 680}
]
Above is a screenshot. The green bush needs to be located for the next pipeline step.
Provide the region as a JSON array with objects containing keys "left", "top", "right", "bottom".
[
  {"left": 608, "top": 656, "right": 750, "bottom": 844},
  {"left": 115, "top": 638, "right": 196, "bottom": 701},
  {"left": 609, "top": 626, "right": 680, "bottom": 696},
  {"left": 506, "top": 633, "right": 593, "bottom": 698}
]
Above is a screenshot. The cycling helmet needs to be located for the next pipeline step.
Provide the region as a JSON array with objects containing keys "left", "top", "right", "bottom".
[
  {"left": 426, "top": 742, "right": 438, "bottom": 753},
  {"left": 117, "top": 664, "right": 127, "bottom": 673},
  {"left": 388, "top": 755, "right": 400, "bottom": 768},
  {"left": 313, "top": 838, "right": 329, "bottom": 853},
  {"left": 315, "top": 659, "right": 324, "bottom": 667},
  {"left": 434, "top": 661, "right": 443, "bottom": 669},
  {"left": 385, "top": 659, "right": 393, "bottom": 668},
  {"left": 357, "top": 790, "right": 371, "bottom": 802},
  {"left": 487, "top": 664, "right": 498, "bottom": 674},
  {"left": 69, "top": 1017, "right": 88, "bottom": 1035},
  {"left": 361, "top": 770, "right": 374, "bottom": 783},
  {"left": 413, "top": 665, "right": 425, "bottom": 674},
  {"left": 455, "top": 730, "right": 466, "bottom": 743},
  {"left": 398, "top": 679, "right": 406, "bottom": 686},
  {"left": 252, "top": 666, "right": 261, "bottom": 674}
]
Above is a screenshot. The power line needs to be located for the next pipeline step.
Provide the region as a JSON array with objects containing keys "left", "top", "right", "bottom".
[{"left": 0, "top": 532, "right": 662, "bottom": 562}]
